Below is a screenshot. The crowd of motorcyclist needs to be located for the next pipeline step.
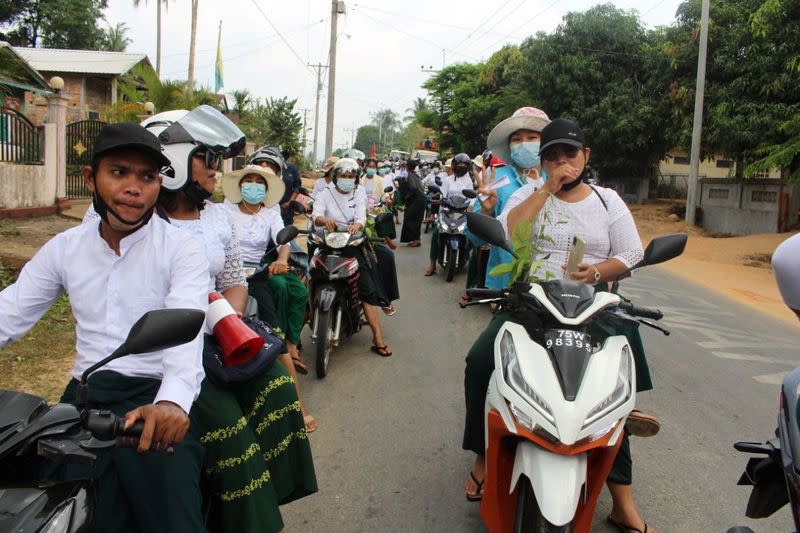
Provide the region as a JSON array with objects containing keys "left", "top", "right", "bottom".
[{"left": 1, "top": 98, "right": 798, "bottom": 532}]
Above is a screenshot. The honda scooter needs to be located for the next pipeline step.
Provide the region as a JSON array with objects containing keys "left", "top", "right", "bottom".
[
  {"left": 428, "top": 186, "right": 476, "bottom": 282},
  {"left": 0, "top": 309, "right": 205, "bottom": 533},
  {"left": 463, "top": 212, "right": 686, "bottom": 532}
]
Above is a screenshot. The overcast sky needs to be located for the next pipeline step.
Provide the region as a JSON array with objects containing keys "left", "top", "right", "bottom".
[{"left": 103, "top": 0, "right": 685, "bottom": 158}]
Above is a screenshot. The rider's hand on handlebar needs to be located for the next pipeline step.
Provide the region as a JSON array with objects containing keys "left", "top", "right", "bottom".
[
  {"left": 323, "top": 218, "right": 338, "bottom": 232},
  {"left": 124, "top": 401, "right": 189, "bottom": 453},
  {"left": 268, "top": 261, "right": 289, "bottom": 276},
  {"left": 346, "top": 223, "right": 363, "bottom": 235}
]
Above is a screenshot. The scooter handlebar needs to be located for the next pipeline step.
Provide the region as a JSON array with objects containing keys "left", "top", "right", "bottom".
[
  {"left": 619, "top": 302, "right": 663, "bottom": 320},
  {"left": 111, "top": 417, "right": 174, "bottom": 455},
  {"left": 467, "top": 288, "right": 505, "bottom": 299}
]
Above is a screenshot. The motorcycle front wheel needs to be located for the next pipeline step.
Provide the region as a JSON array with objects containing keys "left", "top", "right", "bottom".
[
  {"left": 445, "top": 247, "right": 457, "bottom": 282},
  {"left": 513, "top": 478, "right": 574, "bottom": 533},
  {"left": 315, "top": 306, "right": 334, "bottom": 379}
]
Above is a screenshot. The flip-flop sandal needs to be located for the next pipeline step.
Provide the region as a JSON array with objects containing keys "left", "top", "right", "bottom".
[
  {"left": 607, "top": 515, "right": 648, "bottom": 532},
  {"left": 292, "top": 356, "right": 309, "bottom": 375},
  {"left": 625, "top": 410, "right": 661, "bottom": 437},
  {"left": 459, "top": 294, "right": 472, "bottom": 306},
  {"left": 465, "top": 471, "right": 484, "bottom": 502},
  {"left": 424, "top": 269, "right": 435, "bottom": 276},
  {"left": 382, "top": 305, "right": 397, "bottom": 316},
  {"left": 371, "top": 345, "right": 393, "bottom": 357},
  {"left": 304, "top": 414, "right": 318, "bottom": 433}
]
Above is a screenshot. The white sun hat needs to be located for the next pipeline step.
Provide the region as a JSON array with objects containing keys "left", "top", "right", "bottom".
[
  {"left": 486, "top": 107, "right": 551, "bottom": 164},
  {"left": 222, "top": 165, "right": 285, "bottom": 207}
]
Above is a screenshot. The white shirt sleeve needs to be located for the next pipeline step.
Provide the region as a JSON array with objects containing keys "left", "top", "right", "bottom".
[
  {"left": 353, "top": 189, "right": 367, "bottom": 226},
  {"left": 0, "top": 236, "right": 65, "bottom": 347},
  {"left": 154, "top": 235, "right": 210, "bottom": 412},
  {"left": 498, "top": 183, "right": 537, "bottom": 238},
  {"left": 602, "top": 189, "right": 644, "bottom": 268},
  {"left": 311, "top": 188, "right": 329, "bottom": 221}
]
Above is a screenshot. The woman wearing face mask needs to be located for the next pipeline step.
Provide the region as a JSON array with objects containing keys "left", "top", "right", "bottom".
[
  {"left": 361, "top": 158, "right": 386, "bottom": 207},
  {"left": 466, "top": 107, "right": 551, "bottom": 291},
  {"left": 397, "top": 159, "right": 426, "bottom": 247},
  {"left": 465, "top": 119, "right": 659, "bottom": 533},
  {"left": 145, "top": 108, "right": 317, "bottom": 532},
  {"left": 424, "top": 153, "right": 475, "bottom": 276},
  {"left": 312, "top": 158, "right": 393, "bottom": 356},
  {"left": 221, "top": 165, "right": 317, "bottom": 432}
]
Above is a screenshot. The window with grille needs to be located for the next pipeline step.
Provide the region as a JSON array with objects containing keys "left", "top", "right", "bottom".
[
  {"left": 715, "top": 159, "right": 733, "bottom": 168},
  {"left": 708, "top": 188, "right": 730, "bottom": 200},
  {"left": 751, "top": 190, "right": 777, "bottom": 203},
  {"left": 673, "top": 156, "right": 690, "bottom": 165}
]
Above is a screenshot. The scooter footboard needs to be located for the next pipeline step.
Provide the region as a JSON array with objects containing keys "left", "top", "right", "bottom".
[{"left": 510, "top": 441, "right": 587, "bottom": 527}]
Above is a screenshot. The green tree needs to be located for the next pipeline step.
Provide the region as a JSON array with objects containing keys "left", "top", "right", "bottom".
[
  {"left": 354, "top": 124, "right": 379, "bottom": 154},
  {"left": 240, "top": 97, "right": 302, "bottom": 155},
  {"left": 230, "top": 89, "right": 253, "bottom": 119},
  {"left": 404, "top": 97, "right": 429, "bottom": 123},
  {"left": 133, "top": 0, "right": 169, "bottom": 77},
  {"left": 744, "top": 0, "right": 800, "bottom": 180},
  {"left": 114, "top": 64, "right": 219, "bottom": 115},
  {"left": 1, "top": 0, "right": 108, "bottom": 49},
  {"left": 99, "top": 21, "right": 131, "bottom": 52}
]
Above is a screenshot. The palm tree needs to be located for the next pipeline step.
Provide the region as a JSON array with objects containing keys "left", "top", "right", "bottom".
[
  {"left": 230, "top": 89, "right": 253, "bottom": 118},
  {"left": 187, "top": 0, "right": 199, "bottom": 90},
  {"left": 404, "top": 97, "right": 428, "bottom": 122},
  {"left": 100, "top": 22, "right": 132, "bottom": 52},
  {"left": 133, "top": 0, "right": 169, "bottom": 77}
]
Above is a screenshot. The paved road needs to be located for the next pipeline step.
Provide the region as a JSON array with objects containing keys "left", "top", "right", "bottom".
[{"left": 282, "top": 231, "right": 797, "bottom": 532}]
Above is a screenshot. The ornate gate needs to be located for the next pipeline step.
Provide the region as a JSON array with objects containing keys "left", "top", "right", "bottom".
[{"left": 66, "top": 119, "right": 106, "bottom": 199}]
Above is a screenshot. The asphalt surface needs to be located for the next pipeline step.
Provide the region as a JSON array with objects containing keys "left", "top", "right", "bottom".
[{"left": 282, "top": 230, "right": 797, "bottom": 532}]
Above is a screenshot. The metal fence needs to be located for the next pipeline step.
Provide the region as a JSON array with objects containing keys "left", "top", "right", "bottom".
[
  {"left": 66, "top": 119, "right": 106, "bottom": 199},
  {"left": 0, "top": 108, "right": 43, "bottom": 164}
]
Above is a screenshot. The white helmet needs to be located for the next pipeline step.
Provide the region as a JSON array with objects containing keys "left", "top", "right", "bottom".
[{"left": 140, "top": 105, "right": 246, "bottom": 192}]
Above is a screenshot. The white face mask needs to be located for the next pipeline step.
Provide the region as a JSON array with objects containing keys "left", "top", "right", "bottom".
[{"left": 336, "top": 178, "right": 356, "bottom": 192}]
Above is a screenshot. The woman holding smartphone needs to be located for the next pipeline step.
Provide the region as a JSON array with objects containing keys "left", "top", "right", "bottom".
[{"left": 463, "top": 119, "right": 659, "bottom": 533}]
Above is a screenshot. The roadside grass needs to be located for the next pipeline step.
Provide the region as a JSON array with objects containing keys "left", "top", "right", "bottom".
[{"left": 0, "top": 263, "right": 75, "bottom": 403}]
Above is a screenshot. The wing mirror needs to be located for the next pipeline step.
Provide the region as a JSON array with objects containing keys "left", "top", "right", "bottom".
[
  {"left": 466, "top": 212, "right": 516, "bottom": 257},
  {"left": 383, "top": 186, "right": 394, "bottom": 193},
  {"left": 637, "top": 233, "right": 688, "bottom": 268},
  {"left": 462, "top": 189, "right": 477, "bottom": 199},
  {"left": 276, "top": 225, "right": 299, "bottom": 245},
  {"left": 427, "top": 184, "right": 441, "bottom": 194},
  {"left": 289, "top": 200, "right": 307, "bottom": 214},
  {"left": 76, "top": 309, "right": 205, "bottom": 409}
]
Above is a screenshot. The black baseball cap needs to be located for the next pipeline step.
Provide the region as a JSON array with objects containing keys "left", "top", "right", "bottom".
[
  {"left": 539, "top": 118, "right": 586, "bottom": 154},
  {"left": 92, "top": 122, "right": 170, "bottom": 168}
]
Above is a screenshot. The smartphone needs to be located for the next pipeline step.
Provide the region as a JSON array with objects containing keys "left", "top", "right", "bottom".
[{"left": 566, "top": 235, "right": 586, "bottom": 274}]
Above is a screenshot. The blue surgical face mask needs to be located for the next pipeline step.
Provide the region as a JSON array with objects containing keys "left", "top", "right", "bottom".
[
  {"left": 510, "top": 140, "right": 541, "bottom": 169},
  {"left": 337, "top": 178, "right": 356, "bottom": 192},
  {"left": 241, "top": 182, "right": 266, "bottom": 204},
  {"left": 379, "top": 168, "right": 388, "bottom": 175},
  {"left": 366, "top": 168, "right": 377, "bottom": 176}
]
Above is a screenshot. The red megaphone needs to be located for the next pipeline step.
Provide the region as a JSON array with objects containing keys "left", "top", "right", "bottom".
[{"left": 207, "top": 292, "right": 263, "bottom": 366}]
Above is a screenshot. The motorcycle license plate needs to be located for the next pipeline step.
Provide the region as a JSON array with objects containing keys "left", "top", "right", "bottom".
[{"left": 544, "top": 329, "right": 592, "bottom": 353}]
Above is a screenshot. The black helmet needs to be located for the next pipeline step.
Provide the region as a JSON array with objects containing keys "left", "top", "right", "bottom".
[
  {"left": 453, "top": 153, "right": 472, "bottom": 177},
  {"left": 248, "top": 146, "right": 285, "bottom": 175}
]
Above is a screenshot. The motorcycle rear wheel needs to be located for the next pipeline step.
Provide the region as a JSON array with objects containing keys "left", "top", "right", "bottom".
[
  {"left": 513, "top": 478, "right": 574, "bottom": 533},
  {"left": 315, "top": 307, "right": 333, "bottom": 379}
]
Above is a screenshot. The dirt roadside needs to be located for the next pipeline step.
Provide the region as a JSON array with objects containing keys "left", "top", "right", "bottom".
[{"left": 0, "top": 199, "right": 796, "bottom": 324}]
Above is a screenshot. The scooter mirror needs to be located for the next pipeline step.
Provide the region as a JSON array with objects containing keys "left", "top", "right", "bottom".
[
  {"left": 374, "top": 212, "right": 395, "bottom": 238},
  {"left": 289, "top": 200, "right": 306, "bottom": 214},
  {"left": 276, "top": 225, "right": 299, "bottom": 245},
  {"left": 123, "top": 309, "right": 205, "bottom": 356},
  {"left": 299, "top": 186, "right": 310, "bottom": 196},
  {"left": 383, "top": 186, "right": 394, "bottom": 193},
  {"left": 427, "top": 184, "right": 441, "bottom": 194},
  {"left": 640, "top": 233, "right": 687, "bottom": 267},
  {"left": 462, "top": 189, "right": 477, "bottom": 199},
  {"left": 466, "top": 212, "right": 516, "bottom": 257}
]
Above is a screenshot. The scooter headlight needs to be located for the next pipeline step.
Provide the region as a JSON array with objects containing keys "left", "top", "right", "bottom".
[
  {"left": 40, "top": 502, "right": 74, "bottom": 533},
  {"left": 457, "top": 220, "right": 467, "bottom": 232},
  {"left": 500, "top": 331, "right": 554, "bottom": 424},
  {"left": 349, "top": 236, "right": 365, "bottom": 247},
  {"left": 583, "top": 345, "right": 632, "bottom": 428},
  {"left": 325, "top": 232, "right": 350, "bottom": 249}
]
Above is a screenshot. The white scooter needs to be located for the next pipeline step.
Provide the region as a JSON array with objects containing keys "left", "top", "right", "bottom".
[{"left": 464, "top": 212, "right": 686, "bottom": 532}]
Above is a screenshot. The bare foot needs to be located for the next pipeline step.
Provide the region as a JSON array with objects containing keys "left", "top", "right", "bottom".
[
  {"left": 424, "top": 265, "right": 436, "bottom": 276},
  {"left": 464, "top": 454, "right": 486, "bottom": 500}
]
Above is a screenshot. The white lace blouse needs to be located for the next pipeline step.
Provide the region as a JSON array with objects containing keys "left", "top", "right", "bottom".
[
  {"left": 224, "top": 202, "right": 285, "bottom": 264},
  {"left": 498, "top": 185, "right": 644, "bottom": 280}
]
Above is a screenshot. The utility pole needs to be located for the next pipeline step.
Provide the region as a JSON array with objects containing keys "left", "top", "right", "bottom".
[
  {"left": 325, "top": 0, "right": 344, "bottom": 158},
  {"left": 299, "top": 108, "right": 310, "bottom": 155},
  {"left": 309, "top": 63, "right": 328, "bottom": 166},
  {"left": 344, "top": 124, "right": 355, "bottom": 148},
  {"left": 686, "top": 0, "right": 710, "bottom": 226}
]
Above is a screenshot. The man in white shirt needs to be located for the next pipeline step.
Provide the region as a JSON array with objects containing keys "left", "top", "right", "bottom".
[{"left": 0, "top": 123, "right": 210, "bottom": 532}]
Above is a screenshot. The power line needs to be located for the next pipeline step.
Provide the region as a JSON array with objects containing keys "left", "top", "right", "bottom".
[
  {"left": 643, "top": 0, "right": 668, "bottom": 17},
  {"left": 249, "top": 0, "right": 316, "bottom": 77},
  {"left": 448, "top": 0, "right": 517, "bottom": 52},
  {"left": 475, "top": 0, "right": 560, "bottom": 57}
]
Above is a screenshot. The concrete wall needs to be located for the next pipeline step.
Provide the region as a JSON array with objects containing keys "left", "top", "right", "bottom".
[
  {"left": 0, "top": 123, "right": 57, "bottom": 211},
  {"left": 600, "top": 176, "right": 649, "bottom": 204},
  {"left": 697, "top": 178, "right": 796, "bottom": 235},
  {"left": 24, "top": 74, "right": 114, "bottom": 125}
]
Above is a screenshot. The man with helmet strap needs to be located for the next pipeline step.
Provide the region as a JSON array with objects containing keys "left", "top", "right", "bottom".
[
  {"left": 311, "top": 158, "right": 393, "bottom": 356},
  {"left": 0, "top": 122, "right": 210, "bottom": 532}
]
